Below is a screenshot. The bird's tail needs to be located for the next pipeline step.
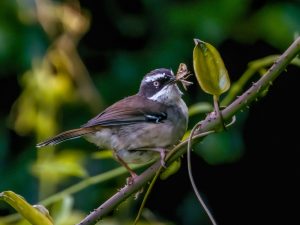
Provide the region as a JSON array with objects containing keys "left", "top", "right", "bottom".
[{"left": 36, "top": 127, "right": 95, "bottom": 148}]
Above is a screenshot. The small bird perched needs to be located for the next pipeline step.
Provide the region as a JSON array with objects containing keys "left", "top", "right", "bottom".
[{"left": 37, "top": 68, "right": 189, "bottom": 180}]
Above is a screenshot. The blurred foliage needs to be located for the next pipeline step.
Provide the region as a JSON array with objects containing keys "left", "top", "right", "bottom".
[
  {"left": 10, "top": 59, "right": 75, "bottom": 137},
  {"left": 31, "top": 149, "right": 88, "bottom": 183},
  {"left": 0, "top": 0, "right": 300, "bottom": 225}
]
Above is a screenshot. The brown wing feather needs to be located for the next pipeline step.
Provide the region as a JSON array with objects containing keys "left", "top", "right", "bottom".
[
  {"left": 81, "top": 95, "right": 167, "bottom": 128},
  {"left": 36, "top": 127, "right": 96, "bottom": 147}
]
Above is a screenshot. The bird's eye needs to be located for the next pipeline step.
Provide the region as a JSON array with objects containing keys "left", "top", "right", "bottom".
[{"left": 153, "top": 81, "right": 160, "bottom": 87}]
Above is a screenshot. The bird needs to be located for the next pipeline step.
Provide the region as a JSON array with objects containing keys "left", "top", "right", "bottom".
[{"left": 36, "top": 68, "right": 188, "bottom": 180}]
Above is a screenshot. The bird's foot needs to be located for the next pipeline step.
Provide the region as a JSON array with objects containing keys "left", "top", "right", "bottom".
[{"left": 126, "top": 171, "right": 138, "bottom": 185}]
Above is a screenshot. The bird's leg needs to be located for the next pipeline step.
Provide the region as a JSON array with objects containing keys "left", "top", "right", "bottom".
[
  {"left": 156, "top": 148, "right": 167, "bottom": 168},
  {"left": 115, "top": 154, "right": 137, "bottom": 185},
  {"left": 138, "top": 147, "right": 168, "bottom": 168}
]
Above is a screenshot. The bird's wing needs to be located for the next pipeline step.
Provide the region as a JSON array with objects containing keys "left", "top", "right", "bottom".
[{"left": 81, "top": 95, "right": 168, "bottom": 128}]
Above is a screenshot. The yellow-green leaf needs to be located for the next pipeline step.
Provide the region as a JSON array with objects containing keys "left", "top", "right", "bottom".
[
  {"left": 0, "top": 191, "right": 53, "bottom": 225},
  {"left": 193, "top": 39, "right": 230, "bottom": 96}
]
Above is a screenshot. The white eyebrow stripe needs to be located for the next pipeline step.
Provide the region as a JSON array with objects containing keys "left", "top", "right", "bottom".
[{"left": 144, "top": 73, "right": 166, "bottom": 82}]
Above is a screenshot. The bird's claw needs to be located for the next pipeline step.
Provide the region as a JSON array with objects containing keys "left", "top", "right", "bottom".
[{"left": 126, "top": 172, "right": 137, "bottom": 185}]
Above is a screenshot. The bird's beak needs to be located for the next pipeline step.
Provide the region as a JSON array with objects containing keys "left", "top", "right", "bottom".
[{"left": 166, "top": 77, "right": 178, "bottom": 86}]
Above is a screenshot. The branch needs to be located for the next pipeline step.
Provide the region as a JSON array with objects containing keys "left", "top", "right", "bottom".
[
  {"left": 198, "top": 37, "right": 300, "bottom": 134},
  {"left": 77, "top": 37, "right": 300, "bottom": 225}
]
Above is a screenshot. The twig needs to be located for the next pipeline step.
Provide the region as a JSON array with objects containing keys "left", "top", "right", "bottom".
[
  {"left": 133, "top": 167, "right": 163, "bottom": 225},
  {"left": 221, "top": 55, "right": 279, "bottom": 106},
  {"left": 77, "top": 37, "right": 300, "bottom": 225},
  {"left": 187, "top": 124, "right": 217, "bottom": 225},
  {"left": 186, "top": 116, "right": 236, "bottom": 225}
]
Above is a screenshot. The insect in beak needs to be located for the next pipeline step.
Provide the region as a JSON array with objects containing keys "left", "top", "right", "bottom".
[{"left": 175, "top": 63, "right": 193, "bottom": 90}]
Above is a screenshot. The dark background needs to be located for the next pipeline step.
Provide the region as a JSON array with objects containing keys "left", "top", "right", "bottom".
[{"left": 0, "top": 0, "right": 299, "bottom": 224}]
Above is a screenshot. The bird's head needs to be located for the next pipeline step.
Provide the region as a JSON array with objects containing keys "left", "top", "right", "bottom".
[{"left": 138, "top": 68, "right": 183, "bottom": 105}]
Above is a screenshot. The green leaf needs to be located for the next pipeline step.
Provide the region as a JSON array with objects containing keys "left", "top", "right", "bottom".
[
  {"left": 0, "top": 191, "right": 53, "bottom": 225},
  {"left": 193, "top": 39, "right": 230, "bottom": 96}
]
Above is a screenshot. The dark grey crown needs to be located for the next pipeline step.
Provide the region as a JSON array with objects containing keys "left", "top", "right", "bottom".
[{"left": 138, "top": 68, "right": 175, "bottom": 98}]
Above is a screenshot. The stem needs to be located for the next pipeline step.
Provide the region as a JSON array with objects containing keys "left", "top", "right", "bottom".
[
  {"left": 186, "top": 116, "right": 235, "bottom": 225},
  {"left": 213, "top": 95, "right": 225, "bottom": 131},
  {"left": 133, "top": 168, "right": 163, "bottom": 225},
  {"left": 187, "top": 125, "right": 217, "bottom": 225},
  {"left": 77, "top": 37, "right": 300, "bottom": 225}
]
